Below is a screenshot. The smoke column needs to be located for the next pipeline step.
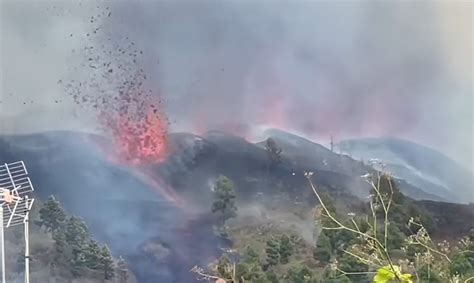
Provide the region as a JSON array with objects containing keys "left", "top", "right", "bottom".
[{"left": 1, "top": 1, "right": 472, "bottom": 169}]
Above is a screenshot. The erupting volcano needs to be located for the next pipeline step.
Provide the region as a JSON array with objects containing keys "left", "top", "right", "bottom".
[
  {"left": 61, "top": 12, "right": 171, "bottom": 166},
  {"left": 99, "top": 101, "right": 169, "bottom": 165},
  {"left": 60, "top": 9, "right": 180, "bottom": 206},
  {"left": 68, "top": 79, "right": 171, "bottom": 166},
  {"left": 113, "top": 111, "right": 168, "bottom": 164}
]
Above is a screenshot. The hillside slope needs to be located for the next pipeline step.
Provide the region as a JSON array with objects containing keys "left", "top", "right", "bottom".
[
  {"left": 338, "top": 138, "right": 473, "bottom": 203},
  {"left": 1, "top": 130, "right": 471, "bottom": 282},
  {"left": 0, "top": 131, "right": 221, "bottom": 283}
]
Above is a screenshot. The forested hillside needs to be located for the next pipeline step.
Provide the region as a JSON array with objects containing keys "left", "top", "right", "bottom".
[
  {"left": 4, "top": 196, "right": 136, "bottom": 283},
  {"left": 195, "top": 173, "right": 474, "bottom": 283}
]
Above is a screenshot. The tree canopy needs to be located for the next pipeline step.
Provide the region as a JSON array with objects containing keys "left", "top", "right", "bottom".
[{"left": 212, "top": 175, "right": 238, "bottom": 223}]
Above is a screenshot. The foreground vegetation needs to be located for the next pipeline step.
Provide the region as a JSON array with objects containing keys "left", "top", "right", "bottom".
[
  {"left": 194, "top": 171, "right": 474, "bottom": 283},
  {"left": 5, "top": 196, "right": 132, "bottom": 282}
]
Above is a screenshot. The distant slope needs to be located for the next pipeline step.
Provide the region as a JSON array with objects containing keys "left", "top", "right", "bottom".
[
  {"left": 338, "top": 138, "right": 473, "bottom": 203},
  {"left": 254, "top": 129, "right": 443, "bottom": 202},
  {"left": 414, "top": 200, "right": 474, "bottom": 239}
]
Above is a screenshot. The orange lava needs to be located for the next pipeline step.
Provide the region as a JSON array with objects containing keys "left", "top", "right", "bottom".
[
  {"left": 95, "top": 103, "right": 185, "bottom": 207},
  {"left": 100, "top": 107, "right": 169, "bottom": 165}
]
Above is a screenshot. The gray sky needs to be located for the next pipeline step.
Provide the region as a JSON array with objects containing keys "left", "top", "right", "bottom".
[{"left": 0, "top": 0, "right": 472, "bottom": 170}]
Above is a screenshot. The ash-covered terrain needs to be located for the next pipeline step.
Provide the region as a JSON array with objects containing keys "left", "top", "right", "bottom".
[{"left": 1, "top": 129, "right": 472, "bottom": 282}]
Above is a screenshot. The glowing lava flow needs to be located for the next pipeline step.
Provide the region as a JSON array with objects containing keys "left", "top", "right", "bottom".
[
  {"left": 128, "top": 166, "right": 185, "bottom": 208},
  {"left": 93, "top": 102, "right": 185, "bottom": 207}
]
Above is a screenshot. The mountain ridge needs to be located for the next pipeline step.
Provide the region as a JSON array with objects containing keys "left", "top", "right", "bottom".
[
  {"left": 338, "top": 137, "right": 473, "bottom": 203},
  {"left": 1, "top": 129, "right": 472, "bottom": 282}
]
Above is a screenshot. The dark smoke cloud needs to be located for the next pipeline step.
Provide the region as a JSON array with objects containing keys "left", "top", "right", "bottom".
[
  {"left": 1, "top": 1, "right": 472, "bottom": 169},
  {"left": 99, "top": 0, "right": 473, "bottom": 169}
]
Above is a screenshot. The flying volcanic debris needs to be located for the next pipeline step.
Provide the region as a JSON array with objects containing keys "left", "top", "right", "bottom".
[
  {"left": 61, "top": 4, "right": 170, "bottom": 165},
  {"left": 60, "top": 4, "right": 183, "bottom": 209}
]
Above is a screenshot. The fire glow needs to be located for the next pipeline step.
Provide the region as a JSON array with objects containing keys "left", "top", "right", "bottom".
[
  {"left": 60, "top": 8, "right": 185, "bottom": 208},
  {"left": 105, "top": 108, "right": 169, "bottom": 165},
  {"left": 97, "top": 105, "right": 185, "bottom": 207}
]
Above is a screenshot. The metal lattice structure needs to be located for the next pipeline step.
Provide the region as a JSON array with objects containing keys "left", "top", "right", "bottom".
[
  {"left": 0, "top": 161, "right": 34, "bottom": 198},
  {"left": 0, "top": 161, "right": 35, "bottom": 283}
]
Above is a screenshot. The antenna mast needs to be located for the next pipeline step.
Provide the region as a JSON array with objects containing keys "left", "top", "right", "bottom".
[{"left": 0, "top": 161, "right": 35, "bottom": 283}]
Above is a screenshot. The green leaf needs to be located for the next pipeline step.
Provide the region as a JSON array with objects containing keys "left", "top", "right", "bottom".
[
  {"left": 373, "top": 265, "right": 413, "bottom": 283},
  {"left": 374, "top": 266, "right": 396, "bottom": 283}
]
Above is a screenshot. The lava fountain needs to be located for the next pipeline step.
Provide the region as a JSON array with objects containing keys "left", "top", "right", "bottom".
[
  {"left": 99, "top": 104, "right": 184, "bottom": 207},
  {"left": 103, "top": 107, "right": 169, "bottom": 165}
]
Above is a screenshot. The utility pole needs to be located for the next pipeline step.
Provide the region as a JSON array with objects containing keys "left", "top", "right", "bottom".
[
  {"left": 1, "top": 206, "right": 4, "bottom": 283},
  {"left": 24, "top": 196, "right": 30, "bottom": 283},
  {"left": 330, "top": 134, "right": 334, "bottom": 152}
]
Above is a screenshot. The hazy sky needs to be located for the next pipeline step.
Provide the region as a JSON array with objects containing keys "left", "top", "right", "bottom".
[{"left": 0, "top": 0, "right": 472, "bottom": 169}]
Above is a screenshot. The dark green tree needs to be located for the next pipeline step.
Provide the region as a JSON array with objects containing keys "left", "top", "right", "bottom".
[
  {"left": 265, "top": 138, "right": 283, "bottom": 169},
  {"left": 236, "top": 247, "right": 265, "bottom": 281},
  {"left": 449, "top": 253, "right": 473, "bottom": 276},
  {"left": 314, "top": 231, "right": 332, "bottom": 264},
  {"left": 212, "top": 175, "right": 237, "bottom": 223},
  {"left": 286, "top": 264, "right": 315, "bottom": 283},
  {"left": 383, "top": 223, "right": 405, "bottom": 250},
  {"left": 417, "top": 265, "right": 443, "bottom": 283},
  {"left": 265, "top": 271, "right": 279, "bottom": 283},
  {"left": 265, "top": 238, "right": 280, "bottom": 267},
  {"left": 37, "top": 195, "right": 67, "bottom": 235},
  {"left": 99, "top": 245, "right": 115, "bottom": 280},
  {"left": 279, "top": 235, "right": 293, "bottom": 264},
  {"left": 369, "top": 174, "right": 436, "bottom": 235},
  {"left": 321, "top": 268, "right": 352, "bottom": 283},
  {"left": 52, "top": 230, "right": 71, "bottom": 267},
  {"left": 84, "top": 240, "right": 101, "bottom": 270},
  {"left": 314, "top": 193, "right": 357, "bottom": 258},
  {"left": 338, "top": 252, "right": 369, "bottom": 283},
  {"left": 315, "top": 192, "right": 338, "bottom": 228},
  {"left": 65, "top": 216, "right": 89, "bottom": 275}
]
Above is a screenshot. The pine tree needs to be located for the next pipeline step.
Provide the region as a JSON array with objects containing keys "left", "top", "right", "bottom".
[
  {"left": 265, "top": 238, "right": 280, "bottom": 266},
  {"left": 52, "top": 229, "right": 68, "bottom": 265},
  {"left": 211, "top": 175, "right": 237, "bottom": 223},
  {"left": 65, "top": 216, "right": 89, "bottom": 276},
  {"left": 37, "top": 195, "right": 67, "bottom": 234},
  {"left": 321, "top": 268, "right": 352, "bottom": 283},
  {"left": 286, "top": 264, "right": 314, "bottom": 283},
  {"left": 84, "top": 240, "right": 101, "bottom": 270},
  {"left": 243, "top": 246, "right": 260, "bottom": 266},
  {"left": 449, "top": 253, "right": 473, "bottom": 276},
  {"left": 279, "top": 235, "right": 293, "bottom": 264},
  {"left": 116, "top": 256, "right": 129, "bottom": 283},
  {"left": 236, "top": 247, "right": 265, "bottom": 281},
  {"left": 99, "top": 245, "right": 115, "bottom": 280},
  {"left": 338, "top": 252, "right": 369, "bottom": 283},
  {"left": 314, "top": 231, "right": 331, "bottom": 264},
  {"left": 265, "top": 271, "right": 279, "bottom": 283},
  {"left": 265, "top": 138, "right": 283, "bottom": 170}
]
